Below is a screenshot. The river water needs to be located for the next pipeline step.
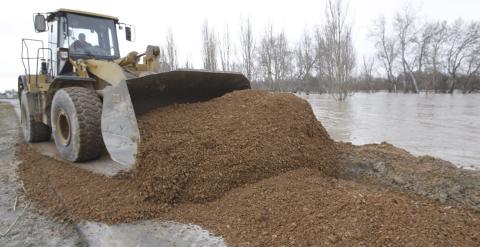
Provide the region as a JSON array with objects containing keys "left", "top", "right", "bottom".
[{"left": 299, "top": 92, "right": 480, "bottom": 170}]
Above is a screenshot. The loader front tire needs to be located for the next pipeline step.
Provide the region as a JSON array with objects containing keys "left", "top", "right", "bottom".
[
  {"left": 51, "top": 87, "right": 103, "bottom": 162},
  {"left": 20, "top": 92, "right": 51, "bottom": 142}
]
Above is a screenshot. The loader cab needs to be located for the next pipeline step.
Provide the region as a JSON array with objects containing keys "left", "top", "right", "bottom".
[{"left": 40, "top": 9, "right": 123, "bottom": 76}]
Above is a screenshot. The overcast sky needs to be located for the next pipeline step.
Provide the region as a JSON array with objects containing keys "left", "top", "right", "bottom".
[{"left": 1, "top": 0, "right": 479, "bottom": 91}]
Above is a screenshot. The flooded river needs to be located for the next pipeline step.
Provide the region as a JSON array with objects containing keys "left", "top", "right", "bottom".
[{"left": 300, "top": 92, "right": 480, "bottom": 170}]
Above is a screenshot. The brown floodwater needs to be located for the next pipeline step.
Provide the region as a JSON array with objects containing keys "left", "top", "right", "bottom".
[{"left": 300, "top": 92, "right": 480, "bottom": 170}]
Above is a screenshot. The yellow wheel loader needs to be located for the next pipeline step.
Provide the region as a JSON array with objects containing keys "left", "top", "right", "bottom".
[{"left": 19, "top": 9, "right": 250, "bottom": 170}]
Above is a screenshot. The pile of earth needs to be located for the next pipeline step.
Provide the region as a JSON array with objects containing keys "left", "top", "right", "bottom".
[
  {"left": 17, "top": 144, "right": 480, "bottom": 246},
  {"left": 17, "top": 90, "right": 337, "bottom": 222},
  {"left": 15, "top": 90, "right": 480, "bottom": 246},
  {"left": 133, "top": 90, "right": 337, "bottom": 203}
]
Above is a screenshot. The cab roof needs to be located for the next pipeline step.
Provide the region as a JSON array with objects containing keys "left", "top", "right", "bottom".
[{"left": 53, "top": 8, "right": 119, "bottom": 21}]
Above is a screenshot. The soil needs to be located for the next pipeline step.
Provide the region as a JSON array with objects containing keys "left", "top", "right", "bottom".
[
  {"left": 166, "top": 168, "right": 479, "bottom": 246},
  {"left": 17, "top": 90, "right": 337, "bottom": 223},
  {"left": 134, "top": 90, "right": 337, "bottom": 203},
  {"left": 337, "top": 142, "right": 480, "bottom": 211},
  {"left": 14, "top": 91, "right": 480, "bottom": 246}
]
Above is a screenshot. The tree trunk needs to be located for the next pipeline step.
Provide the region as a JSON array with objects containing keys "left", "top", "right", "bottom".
[
  {"left": 448, "top": 77, "right": 456, "bottom": 94},
  {"left": 408, "top": 71, "right": 419, "bottom": 93}
]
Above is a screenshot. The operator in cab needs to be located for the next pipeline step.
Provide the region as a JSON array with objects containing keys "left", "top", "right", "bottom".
[{"left": 70, "top": 33, "right": 91, "bottom": 52}]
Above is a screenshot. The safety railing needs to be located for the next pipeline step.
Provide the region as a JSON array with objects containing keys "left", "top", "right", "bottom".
[{"left": 21, "top": 38, "right": 54, "bottom": 88}]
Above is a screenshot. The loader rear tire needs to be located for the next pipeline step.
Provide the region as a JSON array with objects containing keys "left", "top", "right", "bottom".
[
  {"left": 20, "top": 92, "right": 51, "bottom": 142},
  {"left": 51, "top": 87, "right": 103, "bottom": 162}
]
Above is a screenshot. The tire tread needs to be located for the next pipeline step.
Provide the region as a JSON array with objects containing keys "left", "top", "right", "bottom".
[{"left": 54, "top": 87, "right": 103, "bottom": 161}]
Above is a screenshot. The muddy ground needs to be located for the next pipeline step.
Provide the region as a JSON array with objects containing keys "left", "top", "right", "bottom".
[
  {"left": 2, "top": 90, "right": 480, "bottom": 246},
  {"left": 337, "top": 142, "right": 480, "bottom": 211}
]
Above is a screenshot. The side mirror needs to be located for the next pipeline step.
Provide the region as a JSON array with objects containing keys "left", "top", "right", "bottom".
[
  {"left": 125, "top": 26, "right": 132, "bottom": 41},
  {"left": 34, "top": 14, "right": 46, "bottom": 33}
]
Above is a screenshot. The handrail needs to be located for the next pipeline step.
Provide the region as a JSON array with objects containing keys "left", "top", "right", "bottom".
[
  {"left": 21, "top": 38, "right": 53, "bottom": 89},
  {"left": 21, "top": 38, "right": 44, "bottom": 76}
]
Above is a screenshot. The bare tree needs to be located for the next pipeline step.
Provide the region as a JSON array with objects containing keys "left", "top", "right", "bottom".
[
  {"left": 361, "top": 56, "right": 375, "bottom": 81},
  {"left": 394, "top": 5, "right": 419, "bottom": 93},
  {"left": 239, "top": 16, "right": 255, "bottom": 80},
  {"left": 463, "top": 45, "right": 480, "bottom": 93},
  {"left": 166, "top": 29, "right": 178, "bottom": 70},
  {"left": 425, "top": 21, "right": 448, "bottom": 92},
  {"left": 415, "top": 23, "right": 435, "bottom": 73},
  {"left": 318, "top": 0, "right": 356, "bottom": 101},
  {"left": 219, "top": 25, "right": 233, "bottom": 71},
  {"left": 445, "top": 19, "right": 480, "bottom": 93},
  {"left": 183, "top": 54, "right": 194, "bottom": 69},
  {"left": 295, "top": 29, "right": 317, "bottom": 80},
  {"left": 272, "top": 30, "right": 293, "bottom": 81},
  {"left": 201, "top": 21, "right": 218, "bottom": 71},
  {"left": 158, "top": 47, "right": 170, "bottom": 72},
  {"left": 258, "top": 22, "right": 276, "bottom": 89},
  {"left": 371, "top": 16, "right": 399, "bottom": 92},
  {"left": 313, "top": 28, "right": 328, "bottom": 84}
]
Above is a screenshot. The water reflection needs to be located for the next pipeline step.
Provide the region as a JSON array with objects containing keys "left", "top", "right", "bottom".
[{"left": 299, "top": 92, "right": 480, "bottom": 169}]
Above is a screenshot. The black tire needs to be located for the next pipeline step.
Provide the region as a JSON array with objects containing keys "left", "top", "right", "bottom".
[
  {"left": 20, "top": 92, "right": 51, "bottom": 142},
  {"left": 51, "top": 87, "right": 103, "bottom": 162}
]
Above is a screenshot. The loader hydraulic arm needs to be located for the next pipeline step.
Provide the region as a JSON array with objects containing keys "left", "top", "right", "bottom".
[{"left": 115, "top": 46, "right": 161, "bottom": 73}]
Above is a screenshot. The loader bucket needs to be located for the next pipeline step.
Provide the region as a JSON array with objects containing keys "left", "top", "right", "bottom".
[{"left": 101, "top": 70, "right": 251, "bottom": 167}]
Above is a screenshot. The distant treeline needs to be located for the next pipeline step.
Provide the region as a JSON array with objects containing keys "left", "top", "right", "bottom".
[
  {"left": 156, "top": 0, "right": 480, "bottom": 97},
  {"left": 367, "top": 6, "right": 480, "bottom": 94},
  {"left": 251, "top": 72, "right": 480, "bottom": 94},
  {"left": 11, "top": 1, "right": 479, "bottom": 97}
]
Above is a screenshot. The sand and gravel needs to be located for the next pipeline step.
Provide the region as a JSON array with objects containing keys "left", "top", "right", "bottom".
[{"left": 13, "top": 90, "right": 480, "bottom": 246}]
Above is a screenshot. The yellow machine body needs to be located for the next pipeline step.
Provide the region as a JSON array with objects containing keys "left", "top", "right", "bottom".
[{"left": 20, "top": 9, "right": 250, "bottom": 168}]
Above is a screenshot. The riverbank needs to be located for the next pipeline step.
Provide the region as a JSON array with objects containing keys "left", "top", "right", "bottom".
[{"left": 337, "top": 142, "right": 480, "bottom": 211}]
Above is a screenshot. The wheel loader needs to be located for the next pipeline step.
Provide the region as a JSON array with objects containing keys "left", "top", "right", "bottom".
[{"left": 19, "top": 9, "right": 250, "bottom": 169}]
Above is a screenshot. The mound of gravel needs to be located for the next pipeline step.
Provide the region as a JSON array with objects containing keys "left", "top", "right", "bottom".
[
  {"left": 134, "top": 90, "right": 337, "bottom": 203},
  {"left": 18, "top": 90, "right": 337, "bottom": 223},
  {"left": 15, "top": 89, "right": 480, "bottom": 246}
]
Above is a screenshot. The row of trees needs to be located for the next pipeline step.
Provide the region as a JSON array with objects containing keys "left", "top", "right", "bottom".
[
  {"left": 155, "top": 0, "right": 480, "bottom": 98},
  {"left": 371, "top": 6, "right": 480, "bottom": 94},
  {"left": 155, "top": 0, "right": 355, "bottom": 100},
  {"left": 201, "top": 0, "right": 356, "bottom": 100}
]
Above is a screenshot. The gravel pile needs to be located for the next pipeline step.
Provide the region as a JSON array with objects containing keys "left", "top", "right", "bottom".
[
  {"left": 18, "top": 90, "right": 337, "bottom": 223},
  {"left": 16, "top": 90, "right": 479, "bottom": 246},
  {"left": 134, "top": 90, "right": 337, "bottom": 203}
]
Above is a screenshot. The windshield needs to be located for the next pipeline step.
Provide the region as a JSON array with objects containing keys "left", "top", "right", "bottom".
[{"left": 63, "top": 13, "right": 120, "bottom": 59}]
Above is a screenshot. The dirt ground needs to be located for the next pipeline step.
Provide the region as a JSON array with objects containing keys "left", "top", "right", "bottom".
[
  {"left": 0, "top": 102, "right": 82, "bottom": 247},
  {"left": 12, "top": 91, "right": 480, "bottom": 246},
  {"left": 166, "top": 168, "right": 479, "bottom": 246},
  {"left": 15, "top": 142, "right": 480, "bottom": 246}
]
